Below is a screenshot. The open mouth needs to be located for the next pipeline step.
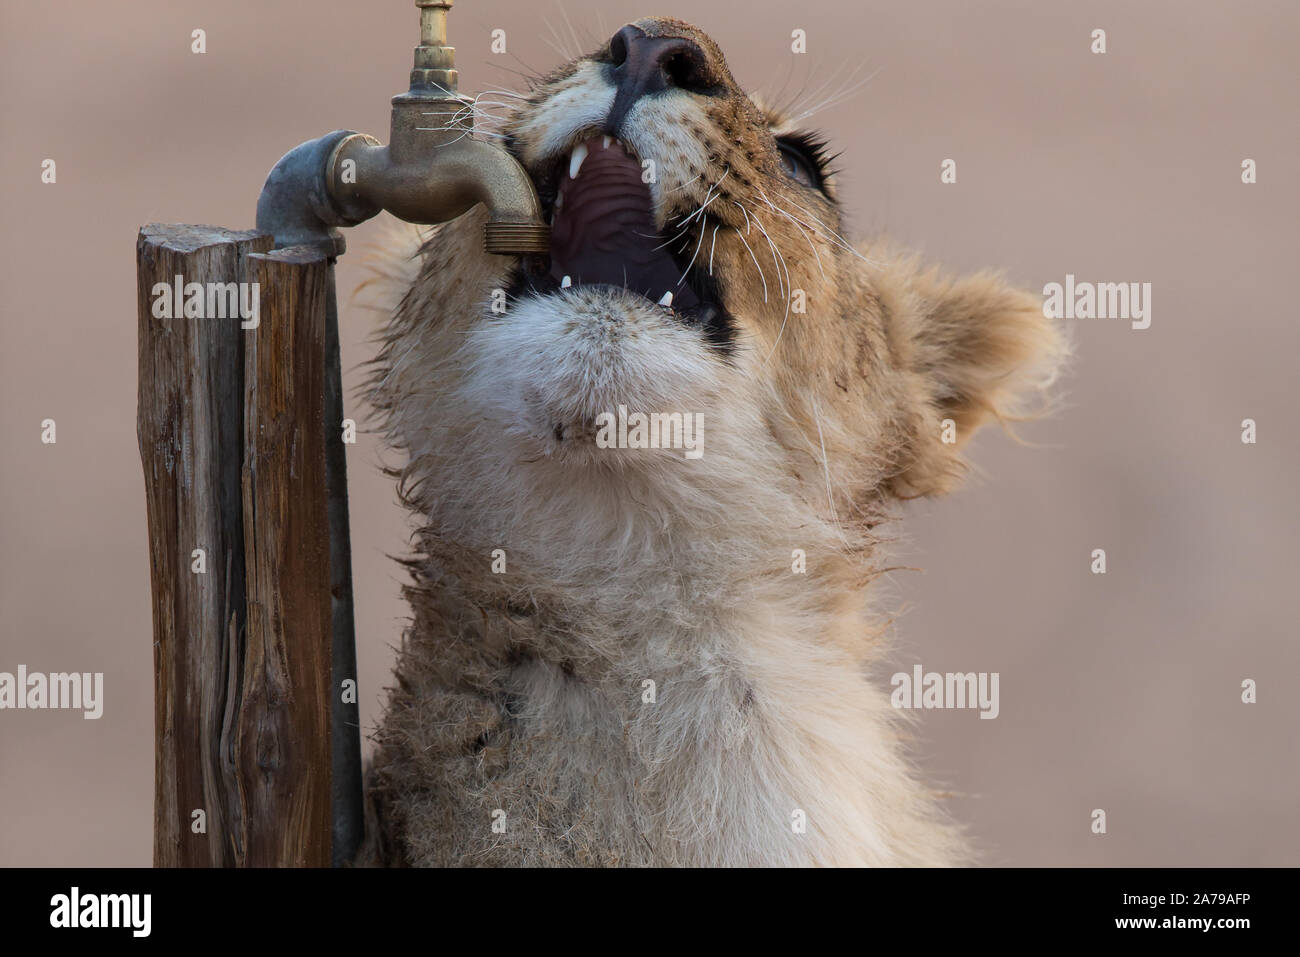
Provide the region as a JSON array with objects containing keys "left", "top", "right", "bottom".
[{"left": 521, "top": 134, "right": 733, "bottom": 351}]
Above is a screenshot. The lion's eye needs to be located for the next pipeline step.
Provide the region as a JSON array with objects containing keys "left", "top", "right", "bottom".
[
  {"left": 777, "top": 143, "right": 817, "bottom": 187},
  {"left": 774, "top": 131, "right": 836, "bottom": 192}
]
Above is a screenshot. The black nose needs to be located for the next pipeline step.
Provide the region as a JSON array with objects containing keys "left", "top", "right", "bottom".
[{"left": 604, "top": 24, "right": 710, "bottom": 136}]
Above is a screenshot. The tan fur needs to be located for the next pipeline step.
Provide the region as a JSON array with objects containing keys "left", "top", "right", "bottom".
[{"left": 357, "top": 18, "right": 1065, "bottom": 867}]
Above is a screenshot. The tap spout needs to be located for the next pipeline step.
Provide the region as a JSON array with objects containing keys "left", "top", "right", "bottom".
[{"left": 328, "top": 130, "right": 550, "bottom": 254}]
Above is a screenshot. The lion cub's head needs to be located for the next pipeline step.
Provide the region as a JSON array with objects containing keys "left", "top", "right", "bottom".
[{"left": 372, "top": 17, "right": 1063, "bottom": 577}]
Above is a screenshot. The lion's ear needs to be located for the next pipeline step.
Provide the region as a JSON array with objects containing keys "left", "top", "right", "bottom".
[{"left": 880, "top": 264, "right": 1068, "bottom": 497}]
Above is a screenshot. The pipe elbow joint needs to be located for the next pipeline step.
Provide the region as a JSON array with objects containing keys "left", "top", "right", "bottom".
[
  {"left": 461, "top": 139, "right": 552, "bottom": 255},
  {"left": 255, "top": 130, "right": 379, "bottom": 253}
]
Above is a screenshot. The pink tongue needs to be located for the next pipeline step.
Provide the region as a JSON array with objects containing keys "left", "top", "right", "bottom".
[{"left": 548, "top": 138, "right": 698, "bottom": 308}]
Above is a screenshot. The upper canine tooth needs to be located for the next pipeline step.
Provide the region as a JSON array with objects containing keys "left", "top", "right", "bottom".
[
  {"left": 657, "top": 291, "right": 673, "bottom": 307},
  {"left": 561, "top": 275, "right": 572, "bottom": 288},
  {"left": 569, "top": 142, "right": 588, "bottom": 179},
  {"left": 602, "top": 135, "right": 612, "bottom": 150}
]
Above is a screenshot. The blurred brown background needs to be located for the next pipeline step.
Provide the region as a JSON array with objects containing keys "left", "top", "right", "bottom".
[{"left": 1, "top": 0, "right": 1296, "bottom": 866}]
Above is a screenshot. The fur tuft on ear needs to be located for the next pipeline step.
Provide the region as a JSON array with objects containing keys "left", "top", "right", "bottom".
[{"left": 877, "top": 259, "right": 1069, "bottom": 498}]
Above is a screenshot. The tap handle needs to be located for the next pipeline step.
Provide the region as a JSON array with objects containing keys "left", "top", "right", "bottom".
[
  {"left": 418, "top": 1, "right": 452, "bottom": 45},
  {"left": 412, "top": 1, "right": 457, "bottom": 92}
]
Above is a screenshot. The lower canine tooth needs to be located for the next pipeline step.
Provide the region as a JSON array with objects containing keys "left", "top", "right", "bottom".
[
  {"left": 561, "top": 275, "right": 572, "bottom": 288},
  {"left": 658, "top": 291, "right": 673, "bottom": 307},
  {"left": 569, "top": 142, "right": 588, "bottom": 179}
]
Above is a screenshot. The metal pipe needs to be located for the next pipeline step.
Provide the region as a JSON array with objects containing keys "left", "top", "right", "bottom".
[{"left": 256, "top": 0, "right": 549, "bottom": 256}]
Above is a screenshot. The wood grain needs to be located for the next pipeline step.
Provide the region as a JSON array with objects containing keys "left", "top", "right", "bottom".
[
  {"left": 137, "top": 225, "right": 269, "bottom": 866},
  {"left": 239, "top": 246, "right": 333, "bottom": 866},
  {"left": 136, "top": 227, "right": 333, "bottom": 866}
]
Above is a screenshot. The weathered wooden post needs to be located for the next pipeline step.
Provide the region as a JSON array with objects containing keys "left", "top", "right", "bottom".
[{"left": 137, "top": 226, "right": 336, "bottom": 866}]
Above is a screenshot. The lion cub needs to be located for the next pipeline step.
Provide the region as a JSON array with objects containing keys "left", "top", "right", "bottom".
[{"left": 359, "top": 17, "right": 1064, "bottom": 866}]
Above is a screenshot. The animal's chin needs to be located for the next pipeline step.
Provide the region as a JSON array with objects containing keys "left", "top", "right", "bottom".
[
  {"left": 463, "top": 281, "right": 721, "bottom": 461},
  {"left": 523, "top": 132, "right": 735, "bottom": 354}
]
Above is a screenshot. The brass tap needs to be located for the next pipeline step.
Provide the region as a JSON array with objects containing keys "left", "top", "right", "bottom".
[{"left": 256, "top": 0, "right": 549, "bottom": 255}]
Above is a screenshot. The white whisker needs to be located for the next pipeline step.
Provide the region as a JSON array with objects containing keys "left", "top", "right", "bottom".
[
  {"left": 793, "top": 64, "right": 881, "bottom": 121},
  {"left": 667, "top": 172, "right": 703, "bottom": 194},
  {"left": 733, "top": 200, "right": 752, "bottom": 235},
  {"left": 678, "top": 217, "right": 708, "bottom": 287},
  {"left": 677, "top": 168, "right": 730, "bottom": 228},
  {"left": 810, "top": 393, "right": 842, "bottom": 529},
  {"left": 750, "top": 210, "right": 786, "bottom": 299},
  {"left": 556, "top": 0, "right": 587, "bottom": 62},
  {"left": 734, "top": 227, "right": 767, "bottom": 303},
  {"left": 752, "top": 187, "right": 828, "bottom": 278}
]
